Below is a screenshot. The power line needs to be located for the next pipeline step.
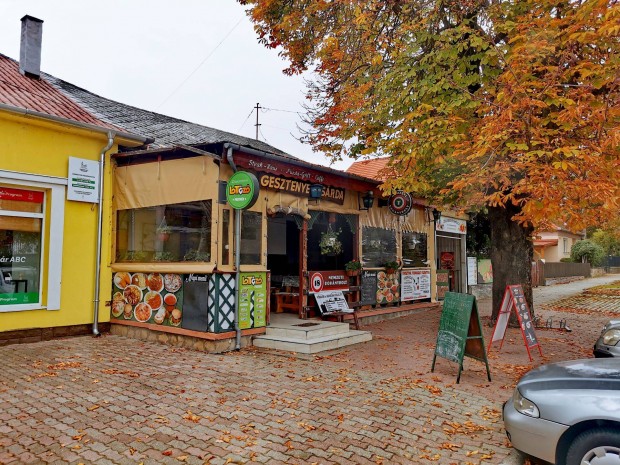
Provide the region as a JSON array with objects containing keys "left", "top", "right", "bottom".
[
  {"left": 262, "top": 106, "right": 303, "bottom": 115},
  {"left": 237, "top": 107, "right": 255, "bottom": 132},
  {"left": 155, "top": 17, "right": 244, "bottom": 111}
]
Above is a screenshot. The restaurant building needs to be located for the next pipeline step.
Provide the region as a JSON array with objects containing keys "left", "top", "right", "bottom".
[{"left": 1, "top": 17, "right": 445, "bottom": 350}]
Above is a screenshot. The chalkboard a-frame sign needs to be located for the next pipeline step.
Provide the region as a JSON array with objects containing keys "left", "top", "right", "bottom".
[
  {"left": 488, "top": 284, "right": 542, "bottom": 361},
  {"left": 431, "top": 292, "right": 491, "bottom": 384}
]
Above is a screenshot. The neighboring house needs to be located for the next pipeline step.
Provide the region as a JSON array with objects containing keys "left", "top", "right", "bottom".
[
  {"left": 346, "top": 157, "right": 394, "bottom": 181},
  {"left": 534, "top": 228, "right": 585, "bottom": 261},
  {"left": 0, "top": 16, "right": 148, "bottom": 341}
]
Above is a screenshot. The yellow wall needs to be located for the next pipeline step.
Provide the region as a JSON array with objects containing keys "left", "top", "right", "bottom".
[{"left": 0, "top": 112, "right": 127, "bottom": 332}]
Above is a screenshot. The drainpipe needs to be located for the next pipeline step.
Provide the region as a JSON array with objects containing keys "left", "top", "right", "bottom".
[
  {"left": 225, "top": 145, "right": 242, "bottom": 350},
  {"left": 92, "top": 132, "right": 115, "bottom": 336}
]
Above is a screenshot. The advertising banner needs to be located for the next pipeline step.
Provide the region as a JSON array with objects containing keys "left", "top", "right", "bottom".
[
  {"left": 239, "top": 272, "right": 267, "bottom": 329},
  {"left": 400, "top": 269, "right": 431, "bottom": 301},
  {"left": 309, "top": 270, "right": 349, "bottom": 294}
]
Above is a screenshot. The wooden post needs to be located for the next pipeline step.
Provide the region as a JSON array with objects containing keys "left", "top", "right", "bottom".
[{"left": 299, "top": 219, "right": 308, "bottom": 318}]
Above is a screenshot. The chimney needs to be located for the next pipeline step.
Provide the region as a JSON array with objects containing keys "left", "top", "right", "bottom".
[{"left": 19, "top": 15, "right": 44, "bottom": 78}]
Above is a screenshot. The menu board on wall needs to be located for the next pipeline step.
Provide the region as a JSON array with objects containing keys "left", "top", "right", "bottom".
[
  {"left": 436, "top": 270, "right": 450, "bottom": 300},
  {"left": 111, "top": 272, "right": 184, "bottom": 327},
  {"left": 376, "top": 270, "right": 400, "bottom": 304},
  {"left": 467, "top": 257, "right": 478, "bottom": 286},
  {"left": 400, "top": 269, "right": 431, "bottom": 301},
  {"left": 239, "top": 272, "right": 267, "bottom": 329},
  {"left": 360, "top": 270, "right": 378, "bottom": 306}
]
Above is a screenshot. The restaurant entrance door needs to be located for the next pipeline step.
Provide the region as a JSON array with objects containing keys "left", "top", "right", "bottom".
[{"left": 267, "top": 213, "right": 302, "bottom": 314}]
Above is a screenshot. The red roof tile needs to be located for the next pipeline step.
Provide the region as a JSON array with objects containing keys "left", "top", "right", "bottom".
[
  {"left": 346, "top": 157, "right": 394, "bottom": 181},
  {"left": 0, "top": 53, "right": 114, "bottom": 128},
  {"left": 534, "top": 239, "right": 559, "bottom": 248}
]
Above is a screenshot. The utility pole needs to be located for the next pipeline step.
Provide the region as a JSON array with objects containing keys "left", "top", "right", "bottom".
[{"left": 254, "top": 102, "right": 261, "bottom": 140}]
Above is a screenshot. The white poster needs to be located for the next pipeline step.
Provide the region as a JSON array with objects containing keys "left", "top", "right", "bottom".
[
  {"left": 467, "top": 257, "right": 478, "bottom": 286},
  {"left": 67, "top": 157, "right": 100, "bottom": 203},
  {"left": 400, "top": 269, "right": 431, "bottom": 301},
  {"left": 313, "top": 290, "right": 351, "bottom": 314}
]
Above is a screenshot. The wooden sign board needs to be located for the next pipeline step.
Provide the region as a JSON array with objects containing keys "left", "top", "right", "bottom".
[
  {"left": 488, "top": 285, "right": 542, "bottom": 361},
  {"left": 431, "top": 292, "right": 491, "bottom": 383}
]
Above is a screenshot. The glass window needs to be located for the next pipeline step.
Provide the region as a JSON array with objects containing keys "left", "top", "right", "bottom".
[
  {"left": 221, "top": 209, "right": 231, "bottom": 266},
  {"left": 116, "top": 200, "right": 212, "bottom": 262},
  {"left": 240, "top": 210, "right": 262, "bottom": 265},
  {"left": 0, "top": 187, "right": 44, "bottom": 307},
  {"left": 402, "top": 232, "right": 428, "bottom": 267},
  {"left": 361, "top": 227, "right": 397, "bottom": 268}
]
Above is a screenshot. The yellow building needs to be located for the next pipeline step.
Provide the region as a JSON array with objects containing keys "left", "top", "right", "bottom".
[{"left": 0, "top": 17, "right": 148, "bottom": 341}]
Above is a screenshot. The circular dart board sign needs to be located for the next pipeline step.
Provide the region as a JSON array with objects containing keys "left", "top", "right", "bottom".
[{"left": 388, "top": 191, "right": 413, "bottom": 216}]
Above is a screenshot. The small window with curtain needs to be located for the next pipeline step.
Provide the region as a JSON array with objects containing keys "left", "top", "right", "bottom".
[
  {"left": 0, "top": 187, "right": 43, "bottom": 307},
  {"left": 361, "top": 226, "right": 397, "bottom": 268},
  {"left": 402, "top": 231, "right": 428, "bottom": 267}
]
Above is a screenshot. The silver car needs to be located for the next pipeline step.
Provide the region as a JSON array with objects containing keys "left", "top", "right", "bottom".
[
  {"left": 594, "top": 320, "right": 620, "bottom": 358},
  {"left": 503, "top": 358, "right": 620, "bottom": 465}
]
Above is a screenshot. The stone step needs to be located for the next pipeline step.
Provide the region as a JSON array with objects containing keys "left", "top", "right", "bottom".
[
  {"left": 253, "top": 330, "right": 372, "bottom": 354},
  {"left": 265, "top": 319, "right": 351, "bottom": 340}
]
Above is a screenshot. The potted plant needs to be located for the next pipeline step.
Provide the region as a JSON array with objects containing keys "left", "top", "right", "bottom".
[
  {"left": 384, "top": 260, "right": 400, "bottom": 275},
  {"left": 345, "top": 259, "right": 362, "bottom": 276},
  {"left": 156, "top": 224, "right": 171, "bottom": 242},
  {"left": 153, "top": 251, "right": 175, "bottom": 262},
  {"left": 319, "top": 226, "right": 343, "bottom": 255}
]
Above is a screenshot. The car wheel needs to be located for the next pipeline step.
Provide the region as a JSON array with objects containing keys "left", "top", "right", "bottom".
[{"left": 565, "top": 428, "right": 620, "bottom": 465}]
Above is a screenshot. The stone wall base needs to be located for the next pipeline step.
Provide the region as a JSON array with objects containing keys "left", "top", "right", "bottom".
[
  {"left": 0, "top": 323, "right": 111, "bottom": 347},
  {"left": 110, "top": 324, "right": 252, "bottom": 353}
]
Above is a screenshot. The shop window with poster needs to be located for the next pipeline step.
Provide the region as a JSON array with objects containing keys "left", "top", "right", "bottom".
[{"left": 0, "top": 187, "right": 43, "bottom": 308}]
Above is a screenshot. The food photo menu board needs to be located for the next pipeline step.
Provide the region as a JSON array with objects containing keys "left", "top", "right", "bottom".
[
  {"left": 376, "top": 270, "right": 400, "bottom": 305},
  {"left": 112, "top": 272, "right": 183, "bottom": 327}
]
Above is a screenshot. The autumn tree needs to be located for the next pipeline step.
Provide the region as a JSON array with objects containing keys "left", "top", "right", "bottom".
[{"left": 242, "top": 0, "right": 620, "bottom": 317}]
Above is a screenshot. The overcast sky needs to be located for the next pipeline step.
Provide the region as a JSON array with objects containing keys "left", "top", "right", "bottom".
[{"left": 0, "top": 0, "right": 352, "bottom": 170}]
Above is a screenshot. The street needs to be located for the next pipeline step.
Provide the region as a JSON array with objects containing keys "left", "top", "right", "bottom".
[{"left": 2, "top": 275, "right": 619, "bottom": 465}]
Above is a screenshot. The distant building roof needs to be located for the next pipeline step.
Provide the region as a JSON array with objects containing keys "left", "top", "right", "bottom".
[
  {"left": 44, "top": 71, "right": 291, "bottom": 156},
  {"left": 1, "top": 52, "right": 294, "bottom": 157},
  {"left": 346, "top": 157, "right": 393, "bottom": 180},
  {"left": 534, "top": 239, "right": 559, "bottom": 248},
  {"left": 0, "top": 53, "right": 115, "bottom": 129}
]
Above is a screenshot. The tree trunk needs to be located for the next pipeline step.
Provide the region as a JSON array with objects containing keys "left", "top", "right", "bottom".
[{"left": 489, "top": 204, "right": 534, "bottom": 320}]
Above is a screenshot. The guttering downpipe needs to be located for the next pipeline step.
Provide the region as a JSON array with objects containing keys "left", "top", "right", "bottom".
[
  {"left": 225, "top": 145, "right": 242, "bottom": 350},
  {"left": 92, "top": 131, "right": 115, "bottom": 336}
]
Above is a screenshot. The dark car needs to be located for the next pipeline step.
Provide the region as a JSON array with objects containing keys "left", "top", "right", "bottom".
[
  {"left": 503, "top": 358, "right": 620, "bottom": 465},
  {"left": 594, "top": 319, "right": 620, "bottom": 358}
]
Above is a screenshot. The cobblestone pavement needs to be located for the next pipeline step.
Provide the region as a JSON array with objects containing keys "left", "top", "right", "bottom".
[
  {"left": 2, "top": 275, "right": 619, "bottom": 465},
  {"left": 1, "top": 335, "right": 508, "bottom": 465}
]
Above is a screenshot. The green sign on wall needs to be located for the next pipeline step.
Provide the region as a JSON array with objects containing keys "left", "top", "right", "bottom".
[
  {"left": 431, "top": 292, "right": 491, "bottom": 383},
  {"left": 226, "top": 171, "right": 259, "bottom": 210},
  {"left": 238, "top": 272, "right": 267, "bottom": 329}
]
